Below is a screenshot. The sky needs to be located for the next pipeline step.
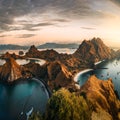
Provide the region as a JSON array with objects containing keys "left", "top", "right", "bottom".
[{"left": 0, "top": 0, "right": 120, "bottom": 47}]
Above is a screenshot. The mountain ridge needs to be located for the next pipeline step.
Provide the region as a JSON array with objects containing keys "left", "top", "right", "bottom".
[
  {"left": 25, "top": 37, "right": 117, "bottom": 75},
  {"left": 0, "top": 43, "right": 79, "bottom": 50},
  {"left": 73, "top": 37, "right": 116, "bottom": 62},
  {"left": 37, "top": 43, "right": 79, "bottom": 49}
]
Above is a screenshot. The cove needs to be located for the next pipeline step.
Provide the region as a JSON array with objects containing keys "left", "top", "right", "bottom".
[
  {"left": 0, "top": 78, "right": 50, "bottom": 120},
  {"left": 77, "top": 59, "right": 120, "bottom": 97}
]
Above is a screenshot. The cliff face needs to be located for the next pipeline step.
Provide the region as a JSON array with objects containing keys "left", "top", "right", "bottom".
[
  {"left": 80, "top": 75, "right": 120, "bottom": 120},
  {"left": 73, "top": 38, "right": 115, "bottom": 62},
  {"left": 47, "top": 61, "right": 75, "bottom": 91},
  {"left": 23, "top": 60, "right": 75, "bottom": 91},
  {"left": 0, "top": 58, "right": 23, "bottom": 82},
  {"left": 116, "top": 49, "right": 120, "bottom": 58},
  {"left": 24, "top": 62, "right": 47, "bottom": 80}
]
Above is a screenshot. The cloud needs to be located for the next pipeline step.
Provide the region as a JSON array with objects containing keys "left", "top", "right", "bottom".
[
  {"left": 32, "top": 22, "right": 55, "bottom": 27},
  {"left": 0, "top": 0, "right": 106, "bottom": 32},
  {"left": 3, "top": 22, "right": 55, "bottom": 32},
  {"left": 7, "top": 19, "right": 69, "bottom": 32},
  {"left": 51, "top": 18, "right": 70, "bottom": 22},
  {"left": 17, "top": 34, "right": 36, "bottom": 38},
  {"left": 22, "top": 22, "right": 55, "bottom": 31},
  {"left": 81, "top": 27, "right": 96, "bottom": 30},
  {"left": 0, "top": 35, "right": 11, "bottom": 37}
]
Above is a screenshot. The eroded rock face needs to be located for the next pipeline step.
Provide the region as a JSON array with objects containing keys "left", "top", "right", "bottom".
[
  {"left": 24, "top": 62, "right": 47, "bottom": 80},
  {"left": 47, "top": 61, "right": 76, "bottom": 91},
  {"left": 26, "top": 45, "right": 40, "bottom": 58},
  {"left": 0, "top": 57, "right": 23, "bottom": 82},
  {"left": 80, "top": 75, "right": 120, "bottom": 120},
  {"left": 73, "top": 38, "right": 115, "bottom": 62}
]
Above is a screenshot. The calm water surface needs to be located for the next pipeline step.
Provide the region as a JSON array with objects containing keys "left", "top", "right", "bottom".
[{"left": 0, "top": 79, "right": 50, "bottom": 120}]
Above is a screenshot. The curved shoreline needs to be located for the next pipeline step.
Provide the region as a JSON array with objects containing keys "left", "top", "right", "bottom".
[
  {"left": 94, "top": 59, "right": 105, "bottom": 65},
  {"left": 74, "top": 60, "right": 106, "bottom": 82},
  {"left": 74, "top": 69, "right": 93, "bottom": 82}
]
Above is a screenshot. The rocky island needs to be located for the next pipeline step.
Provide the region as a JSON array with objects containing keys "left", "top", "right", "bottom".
[{"left": 0, "top": 38, "right": 120, "bottom": 120}]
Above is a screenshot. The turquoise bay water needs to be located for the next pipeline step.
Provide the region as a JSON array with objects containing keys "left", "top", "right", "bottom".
[
  {"left": 78, "top": 59, "right": 120, "bottom": 97},
  {"left": 0, "top": 79, "right": 50, "bottom": 120}
]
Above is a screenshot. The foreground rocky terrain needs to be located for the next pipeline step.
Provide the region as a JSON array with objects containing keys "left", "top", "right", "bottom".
[
  {"left": 80, "top": 75, "right": 120, "bottom": 120},
  {"left": 29, "top": 76, "right": 120, "bottom": 120}
]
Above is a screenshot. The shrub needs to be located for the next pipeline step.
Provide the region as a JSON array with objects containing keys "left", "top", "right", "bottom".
[{"left": 45, "top": 88, "right": 91, "bottom": 120}]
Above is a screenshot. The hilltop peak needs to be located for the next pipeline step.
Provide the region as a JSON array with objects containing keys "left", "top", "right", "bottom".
[
  {"left": 26, "top": 45, "right": 40, "bottom": 58},
  {"left": 91, "top": 37, "right": 104, "bottom": 44},
  {"left": 82, "top": 37, "right": 103, "bottom": 45},
  {"left": 73, "top": 38, "right": 115, "bottom": 62},
  {"left": 29, "top": 45, "right": 38, "bottom": 51},
  {"left": 0, "top": 57, "right": 22, "bottom": 82}
]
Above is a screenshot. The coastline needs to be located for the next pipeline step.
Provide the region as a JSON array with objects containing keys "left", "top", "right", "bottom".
[
  {"left": 74, "top": 69, "right": 93, "bottom": 82},
  {"left": 74, "top": 60, "right": 105, "bottom": 82},
  {"left": 94, "top": 59, "right": 105, "bottom": 65}
]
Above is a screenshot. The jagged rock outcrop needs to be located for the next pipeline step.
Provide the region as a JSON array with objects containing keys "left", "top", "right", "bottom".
[
  {"left": 24, "top": 62, "right": 48, "bottom": 80},
  {"left": 25, "top": 45, "right": 40, "bottom": 58},
  {"left": 116, "top": 49, "right": 120, "bottom": 58},
  {"left": 73, "top": 37, "right": 115, "bottom": 62},
  {"left": 0, "top": 52, "right": 25, "bottom": 59},
  {"left": 25, "top": 45, "right": 90, "bottom": 75},
  {"left": 26, "top": 45, "right": 60, "bottom": 61},
  {"left": 23, "top": 59, "right": 77, "bottom": 91},
  {"left": 0, "top": 57, "right": 23, "bottom": 82},
  {"left": 80, "top": 75, "right": 120, "bottom": 120}
]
